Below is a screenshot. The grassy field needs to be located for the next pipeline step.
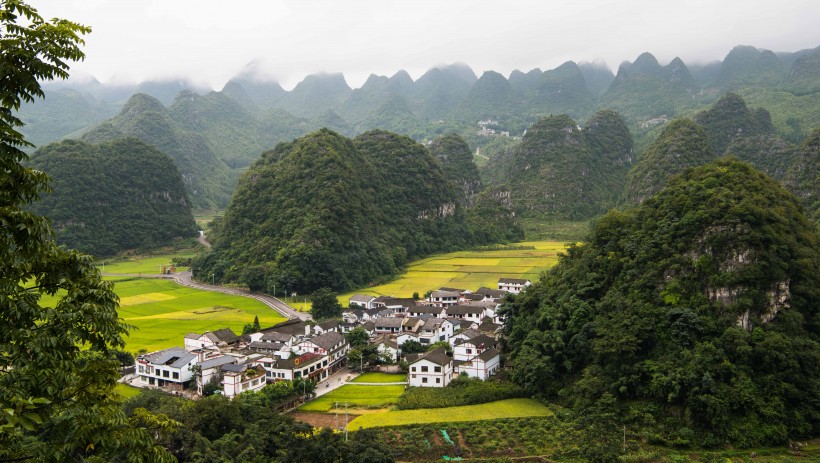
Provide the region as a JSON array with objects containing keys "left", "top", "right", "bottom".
[
  {"left": 338, "top": 241, "right": 567, "bottom": 300},
  {"left": 297, "top": 384, "right": 406, "bottom": 412},
  {"left": 114, "top": 383, "right": 142, "bottom": 400},
  {"left": 350, "top": 373, "right": 407, "bottom": 383},
  {"left": 348, "top": 398, "right": 552, "bottom": 429},
  {"left": 111, "top": 278, "right": 287, "bottom": 353},
  {"left": 99, "top": 254, "right": 195, "bottom": 275}
]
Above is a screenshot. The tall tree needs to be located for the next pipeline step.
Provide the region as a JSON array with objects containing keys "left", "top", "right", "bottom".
[
  {"left": 0, "top": 1, "right": 172, "bottom": 460},
  {"left": 310, "top": 287, "right": 343, "bottom": 320}
]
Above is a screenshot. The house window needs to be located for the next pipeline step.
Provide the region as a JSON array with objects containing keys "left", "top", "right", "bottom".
[
  {"left": 422, "top": 377, "right": 428, "bottom": 383},
  {"left": 412, "top": 374, "right": 416, "bottom": 378},
  {"left": 172, "top": 372, "right": 179, "bottom": 379},
  {"left": 411, "top": 366, "right": 416, "bottom": 372},
  {"left": 162, "top": 370, "right": 169, "bottom": 378},
  {"left": 434, "top": 366, "right": 441, "bottom": 373},
  {"left": 138, "top": 365, "right": 144, "bottom": 373},
  {"left": 421, "top": 366, "right": 429, "bottom": 372},
  {"left": 466, "top": 349, "right": 472, "bottom": 354},
  {"left": 436, "top": 378, "right": 441, "bottom": 384}
]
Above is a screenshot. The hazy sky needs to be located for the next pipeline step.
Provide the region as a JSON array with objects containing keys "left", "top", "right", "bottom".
[{"left": 40, "top": 0, "right": 820, "bottom": 90}]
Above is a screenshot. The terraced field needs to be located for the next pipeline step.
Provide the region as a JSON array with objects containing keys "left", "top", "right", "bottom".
[
  {"left": 338, "top": 241, "right": 567, "bottom": 300},
  {"left": 296, "top": 384, "right": 406, "bottom": 412},
  {"left": 348, "top": 398, "right": 553, "bottom": 429}
]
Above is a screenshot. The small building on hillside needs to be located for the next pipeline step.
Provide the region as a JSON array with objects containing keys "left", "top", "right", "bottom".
[
  {"left": 222, "top": 363, "right": 267, "bottom": 398},
  {"left": 349, "top": 294, "right": 377, "bottom": 309}
]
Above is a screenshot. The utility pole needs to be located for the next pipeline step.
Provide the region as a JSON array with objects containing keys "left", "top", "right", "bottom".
[
  {"left": 344, "top": 402, "right": 349, "bottom": 442},
  {"left": 210, "top": 273, "right": 214, "bottom": 285}
]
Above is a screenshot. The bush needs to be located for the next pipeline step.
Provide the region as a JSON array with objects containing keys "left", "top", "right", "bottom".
[{"left": 396, "top": 377, "right": 524, "bottom": 410}]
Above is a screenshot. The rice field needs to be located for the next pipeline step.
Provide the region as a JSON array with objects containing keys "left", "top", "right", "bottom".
[
  {"left": 339, "top": 241, "right": 568, "bottom": 300},
  {"left": 99, "top": 254, "right": 194, "bottom": 275},
  {"left": 112, "top": 278, "right": 287, "bottom": 353},
  {"left": 350, "top": 373, "right": 407, "bottom": 383},
  {"left": 297, "top": 384, "right": 406, "bottom": 412},
  {"left": 348, "top": 398, "right": 553, "bottom": 429}
]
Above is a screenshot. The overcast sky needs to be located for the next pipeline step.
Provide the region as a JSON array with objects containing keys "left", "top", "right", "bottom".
[{"left": 39, "top": 0, "right": 820, "bottom": 90}]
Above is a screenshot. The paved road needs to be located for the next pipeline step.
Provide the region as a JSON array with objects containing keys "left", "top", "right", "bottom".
[{"left": 106, "top": 269, "right": 311, "bottom": 321}]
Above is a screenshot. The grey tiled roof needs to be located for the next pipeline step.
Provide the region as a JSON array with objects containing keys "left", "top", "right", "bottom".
[
  {"left": 199, "top": 355, "right": 237, "bottom": 370},
  {"left": 143, "top": 347, "right": 196, "bottom": 369}
]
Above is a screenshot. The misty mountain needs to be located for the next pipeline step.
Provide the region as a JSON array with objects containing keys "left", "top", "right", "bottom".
[{"left": 81, "top": 93, "right": 235, "bottom": 210}]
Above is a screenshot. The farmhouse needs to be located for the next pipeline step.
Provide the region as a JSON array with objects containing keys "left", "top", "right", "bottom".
[
  {"left": 222, "top": 363, "right": 267, "bottom": 398},
  {"left": 184, "top": 328, "right": 240, "bottom": 351},
  {"left": 429, "top": 290, "right": 460, "bottom": 307},
  {"left": 497, "top": 278, "right": 531, "bottom": 294},
  {"left": 408, "top": 347, "right": 453, "bottom": 387},
  {"left": 348, "top": 294, "right": 376, "bottom": 309},
  {"left": 137, "top": 347, "right": 197, "bottom": 391}
]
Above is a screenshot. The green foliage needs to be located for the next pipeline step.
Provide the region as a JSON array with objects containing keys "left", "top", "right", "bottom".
[
  {"left": 783, "top": 128, "right": 820, "bottom": 228},
  {"left": 0, "top": 1, "right": 172, "bottom": 460},
  {"left": 195, "top": 128, "right": 516, "bottom": 293},
  {"left": 506, "top": 158, "right": 820, "bottom": 447},
  {"left": 81, "top": 93, "right": 236, "bottom": 210},
  {"left": 27, "top": 138, "right": 198, "bottom": 257},
  {"left": 693, "top": 92, "right": 773, "bottom": 155},
  {"left": 396, "top": 377, "right": 524, "bottom": 410},
  {"left": 310, "top": 287, "right": 343, "bottom": 320},
  {"left": 623, "top": 118, "right": 714, "bottom": 205},
  {"left": 499, "top": 113, "right": 632, "bottom": 220}
]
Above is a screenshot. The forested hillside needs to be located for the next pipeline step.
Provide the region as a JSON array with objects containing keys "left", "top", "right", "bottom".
[
  {"left": 81, "top": 93, "right": 235, "bottom": 210},
  {"left": 492, "top": 111, "right": 634, "bottom": 219},
  {"left": 194, "top": 130, "right": 522, "bottom": 293},
  {"left": 28, "top": 138, "right": 198, "bottom": 257},
  {"left": 505, "top": 158, "right": 820, "bottom": 448}
]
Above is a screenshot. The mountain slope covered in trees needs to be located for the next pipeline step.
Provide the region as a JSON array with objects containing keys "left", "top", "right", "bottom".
[
  {"left": 28, "top": 138, "right": 197, "bottom": 256},
  {"left": 194, "top": 130, "right": 521, "bottom": 293},
  {"left": 506, "top": 158, "right": 820, "bottom": 448}
]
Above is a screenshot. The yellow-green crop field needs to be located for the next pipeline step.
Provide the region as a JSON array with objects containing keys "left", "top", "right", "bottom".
[
  {"left": 339, "top": 241, "right": 568, "bottom": 300},
  {"left": 297, "top": 384, "right": 406, "bottom": 412},
  {"left": 99, "top": 255, "right": 194, "bottom": 275},
  {"left": 348, "top": 398, "right": 552, "bottom": 429},
  {"left": 112, "top": 278, "right": 287, "bottom": 353}
]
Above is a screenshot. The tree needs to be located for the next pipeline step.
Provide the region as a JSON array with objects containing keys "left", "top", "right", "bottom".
[
  {"left": 310, "top": 287, "right": 343, "bottom": 320},
  {"left": 345, "top": 326, "right": 370, "bottom": 349},
  {"left": 0, "top": 1, "right": 171, "bottom": 460}
]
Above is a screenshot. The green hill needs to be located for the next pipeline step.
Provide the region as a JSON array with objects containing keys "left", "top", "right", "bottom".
[
  {"left": 506, "top": 158, "right": 820, "bottom": 447},
  {"left": 500, "top": 114, "right": 625, "bottom": 219},
  {"left": 784, "top": 128, "right": 820, "bottom": 227},
  {"left": 623, "top": 118, "right": 714, "bottom": 205},
  {"left": 718, "top": 45, "right": 787, "bottom": 90},
  {"left": 28, "top": 138, "right": 197, "bottom": 257},
  {"left": 693, "top": 92, "right": 773, "bottom": 155},
  {"left": 82, "top": 93, "right": 235, "bottom": 210},
  {"left": 428, "top": 133, "right": 482, "bottom": 205}
]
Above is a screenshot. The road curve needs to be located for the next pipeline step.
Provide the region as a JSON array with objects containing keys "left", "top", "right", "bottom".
[{"left": 107, "top": 269, "right": 311, "bottom": 321}]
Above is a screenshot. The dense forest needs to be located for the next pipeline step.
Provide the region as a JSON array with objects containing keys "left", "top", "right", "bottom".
[
  {"left": 28, "top": 138, "right": 198, "bottom": 257},
  {"left": 193, "top": 130, "right": 522, "bottom": 293},
  {"left": 504, "top": 158, "right": 820, "bottom": 448}
]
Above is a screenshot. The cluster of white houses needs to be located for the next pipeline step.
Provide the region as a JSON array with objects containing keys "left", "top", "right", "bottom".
[{"left": 134, "top": 278, "right": 531, "bottom": 395}]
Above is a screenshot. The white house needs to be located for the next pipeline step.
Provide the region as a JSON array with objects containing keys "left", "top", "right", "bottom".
[
  {"left": 294, "top": 331, "right": 348, "bottom": 375},
  {"left": 372, "top": 316, "right": 404, "bottom": 334},
  {"left": 372, "top": 333, "right": 399, "bottom": 362},
  {"left": 183, "top": 328, "right": 240, "bottom": 351},
  {"left": 455, "top": 348, "right": 501, "bottom": 380},
  {"left": 222, "top": 363, "right": 266, "bottom": 398},
  {"left": 408, "top": 347, "right": 453, "bottom": 387},
  {"left": 349, "top": 294, "right": 377, "bottom": 309},
  {"left": 452, "top": 334, "right": 496, "bottom": 362},
  {"left": 497, "top": 278, "right": 531, "bottom": 294},
  {"left": 136, "top": 347, "right": 197, "bottom": 391},
  {"left": 445, "top": 305, "right": 486, "bottom": 324},
  {"left": 417, "top": 318, "right": 453, "bottom": 345},
  {"left": 429, "top": 290, "right": 460, "bottom": 308},
  {"left": 196, "top": 354, "right": 238, "bottom": 395},
  {"left": 259, "top": 352, "right": 328, "bottom": 383}
]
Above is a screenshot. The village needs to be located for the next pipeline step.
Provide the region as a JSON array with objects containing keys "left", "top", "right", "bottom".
[{"left": 132, "top": 278, "right": 532, "bottom": 400}]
